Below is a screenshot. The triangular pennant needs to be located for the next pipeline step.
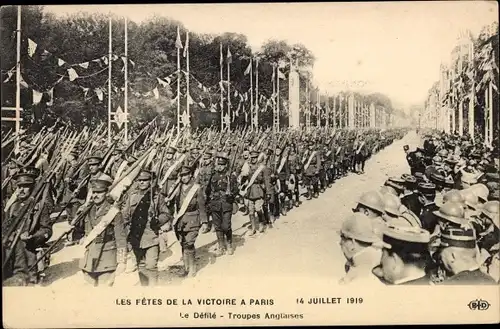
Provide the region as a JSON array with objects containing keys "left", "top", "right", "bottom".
[
  {"left": 157, "top": 77, "right": 168, "bottom": 88},
  {"left": 121, "top": 56, "right": 127, "bottom": 66},
  {"left": 46, "top": 88, "right": 54, "bottom": 106},
  {"left": 198, "top": 102, "right": 206, "bottom": 109},
  {"left": 209, "top": 104, "right": 217, "bottom": 113},
  {"left": 79, "top": 62, "right": 89, "bottom": 69},
  {"left": 28, "top": 39, "right": 37, "bottom": 57},
  {"left": 32, "top": 90, "right": 43, "bottom": 105},
  {"left": 19, "top": 75, "right": 29, "bottom": 89},
  {"left": 244, "top": 61, "right": 252, "bottom": 75},
  {"left": 3, "top": 72, "right": 13, "bottom": 83},
  {"left": 198, "top": 82, "right": 203, "bottom": 89},
  {"left": 95, "top": 88, "right": 104, "bottom": 102},
  {"left": 58, "top": 58, "right": 66, "bottom": 67},
  {"left": 129, "top": 59, "right": 135, "bottom": 68},
  {"left": 103, "top": 56, "right": 109, "bottom": 65},
  {"left": 187, "top": 94, "right": 195, "bottom": 105},
  {"left": 165, "top": 77, "right": 172, "bottom": 84},
  {"left": 183, "top": 31, "right": 189, "bottom": 58},
  {"left": 175, "top": 26, "right": 183, "bottom": 49},
  {"left": 67, "top": 68, "right": 79, "bottom": 81}
]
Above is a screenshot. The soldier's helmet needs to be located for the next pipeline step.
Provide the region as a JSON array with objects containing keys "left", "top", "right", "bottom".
[
  {"left": 481, "top": 201, "right": 500, "bottom": 228},
  {"left": 356, "top": 191, "right": 385, "bottom": 214},
  {"left": 90, "top": 174, "right": 113, "bottom": 193},
  {"left": 339, "top": 213, "right": 381, "bottom": 243},
  {"left": 460, "top": 188, "right": 479, "bottom": 210},
  {"left": 440, "top": 189, "right": 465, "bottom": 205},
  {"left": 470, "top": 183, "right": 490, "bottom": 203},
  {"left": 433, "top": 201, "right": 467, "bottom": 226},
  {"left": 216, "top": 152, "right": 229, "bottom": 165},
  {"left": 382, "top": 193, "right": 402, "bottom": 217}
]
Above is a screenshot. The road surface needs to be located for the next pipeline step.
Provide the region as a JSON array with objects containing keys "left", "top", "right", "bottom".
[{"left": 43, "top": 131, "right": 420, "bottom": 288}]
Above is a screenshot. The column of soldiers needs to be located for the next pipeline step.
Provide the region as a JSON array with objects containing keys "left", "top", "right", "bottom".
[
  {"left": 1, "top": 124, "right": 406, "bottom": 287},
  {"left": 338, "top": 129, "right": 499, "bottom": 285}
]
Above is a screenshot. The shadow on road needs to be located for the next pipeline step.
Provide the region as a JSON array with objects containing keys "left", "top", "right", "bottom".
[{"left": 42, "top": 258, "right": 80, "bottom": 286}]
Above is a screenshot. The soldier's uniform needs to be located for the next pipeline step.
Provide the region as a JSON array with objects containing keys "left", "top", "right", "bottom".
[
  {"left": 240, "top": 150, "right": 272, "bottom": 235},
  {"left": 160, "top": 146, "right": 180, "bottom": 199},
  {"left": 80, "top": 176, "right": 127, "bottom": 286},
  {"left": 2, "top": 172, "right": 53, "bottom": 286},
  {"left": 169, "top": 166, "right": 208, "bottom": 277},
  {"left": 206, "top": 153, "right": 238, "bottom": 256},
  {"left": 287, "top": 146, "right": 302, "bottom": 207},
  {"left": 302, "top": 141, "right": 322, "bottom": 199},
  {"left": 121, "top": 170, "right": 170, "bottom": 286}
]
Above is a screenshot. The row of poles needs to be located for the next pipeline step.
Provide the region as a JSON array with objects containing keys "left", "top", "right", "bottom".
[
  {"left": 423, "top": 29, "right": 496, "bottom": 145},
  {"left": 2, "top": 7, "right": 394, "bottom": 144}
]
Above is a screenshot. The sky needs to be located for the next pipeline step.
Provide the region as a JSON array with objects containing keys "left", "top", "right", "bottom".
[{"left": 44, "top": 2, "right": 498, "bottom": 111}]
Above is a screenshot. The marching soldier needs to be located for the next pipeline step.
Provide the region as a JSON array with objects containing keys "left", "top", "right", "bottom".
[
  {"left": 302, "top": 141, "right": 322, "bottom": 199},
  {"left": 161, "top": 166, "right": 208, "bottom": 277},
  {"left": 206, "top": 152, "right": 239, "bottom": 256},
  {"left": 78, "top": 174, "right": 127, "bottom": 286},
  {"left": 287, "top": 144, "right": 302, "bottom": 208},
  {"left": 121, "top": 170, "right": 171, "bottom": 286},
  {"left": 2, "top": 171, "right": 53, "bottom": 286},
  {"left": 238, "top": 150, "right": 272, "bottom": 235}
]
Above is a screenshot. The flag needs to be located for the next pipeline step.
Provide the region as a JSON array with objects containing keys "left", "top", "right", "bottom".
[
  {"left": 278, "top": 69, "right": 286, "bottom": 80},
  {"left": 198, "top": 102, "right": 206, "bottom": 109},
  {"left": 227, "top": 47, "right": 232, "bottom": 64},
  {"left": 68, "top": 68, "right": 79, "bottom": 81},
  {"left": 187, "top": 94, "right": 195, "bottom": 105},
  {"left": 209, "top": 104, "right": 217, "bottom": 113},
  {"left": 46, "top": 88, "right": 54, "bottom": 106},
  {"left": 58, "top": 58, "right": 66, "bottom": 67},
  {"left": 244, "top": 61, "right": 252, "bottom": 75},
  {"left": 19, "top": 75, "right": 29, "bottom": 89},
  {"left": 82, "top": 87, "right": 90, "bottom": 98},
  {"left": 183, "top": 31, "right": 189, "bottom": 57},
  {"left": 129, "top": 59, "right": 135, "bottom": 68},
  {"left": 95, "top": 88, "right": 104, "bottom": 102},
  {"left": 153, "top": 87, "right": 159, "bottom": 99},
  {"left": 33, "top": 90, "right": 43, "bottom": 105},
  {"left": 157, "top": 77, "right": 168, "bottom": 88},
  {"left": 175, "top": 26, "right": 183, "bottom": 49},
  {"left": 3, "top": 72, "right": 13, "bottom": 83},
  {"left": 79, "top": 62, "right": 89, "bottom": 69},
  {"left": 28, "top": 39, "right": 37, "bottom": 57},
  {"left": 115, "top": 106, "right": 125, "bottom": 128}
]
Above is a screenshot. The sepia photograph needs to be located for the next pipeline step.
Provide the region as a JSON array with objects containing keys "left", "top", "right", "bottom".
[{"left": 1, "top": 1, "right": 499, "bottom": 327}]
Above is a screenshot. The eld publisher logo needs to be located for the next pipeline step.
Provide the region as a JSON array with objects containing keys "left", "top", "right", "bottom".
[{"left": 468, "top": 299, "right": 490, "bottom": 311}]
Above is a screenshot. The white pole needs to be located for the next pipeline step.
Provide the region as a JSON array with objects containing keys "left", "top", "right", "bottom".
[
  {"left": 186, "top": 31, "right": 190, "bottom": 130},
  {"left": 488, "top": 81, "right": 493, "bottom": 145},
  {"left": 107, "top": 17, "right": 112, "bottom": 147},
  {"left": 250, "top": 58, "right": 253, "bottom": 130},
  {"left": 220, "top": 43, "right": 223, "bottom": 130},
  {"left": 255, "top": 58, "right": 259, "bottom": 129},
  {"left": 177, "top": 30, "right": 181, "bottom": 134},
  {"left": 124, "top": 16, "right": 128, "bottom": 144},
  {"left": 15, "top": 5, "right": 21, "bottom": 150},
  {"left": 277, "top": 65, "right": 280, "bottom": 132},
  {"left": 227, "top": 47, "right": 231, "bottom": 131}
]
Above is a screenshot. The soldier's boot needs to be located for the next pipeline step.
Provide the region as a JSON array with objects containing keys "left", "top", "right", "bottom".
[
  {"left": 200, "top": 222, "right": 210, "bottom": 234},
  {"left": 306, "top": 186, "right": 313, "bottom": 200},
  {"left": 313, "top": 183, "right": 319, "bottom": 198},
  {"left": 144, "top": 269, "right": 158, "bottom": 286},
  {"left": 185, "top": 250, "right": 197, "bottom": 278},
  {"left": 215, "top": 232, "right": 226, "bottom": 257},
  {"left": 248, "top": 215, "right": 257, "bottom": 236},
  {"left": 182, "top": 250, "right": 189, "bottom": 274},
  {"left": 280, "top": 196, "right": 288, "bottom": 216},
  {"left": 226, "top": 243, "right": 234, "bottom": 255},
  {"left": 257, "top": 212, "right": 266, "bottom": 233}
]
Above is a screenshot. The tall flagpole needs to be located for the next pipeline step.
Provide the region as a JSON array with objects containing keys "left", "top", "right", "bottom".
[
  {"left": 277, "top": 65, "right": 280, "bottom": 132},
  {"left": 15, "top": 6, "right": 21, "bottom": 151},
  {"left": 255, "top": 58, "right": 259, "bottom": 129},
  {"left": 107, "top": 17, "right": 112, "bottom": 147},
  {"left": 250, "top": 58, "right": 254, "bottom": 130},
  {"left": 186, "top": 31, "right": 190, "bottom": 130},
  {"left": 272, "top": 64, "right": 277, "bottom": 133},
  {"left": 227, "top": 47, "right": 231, "bottom": 131},
  {"left": 176, "top": 27, "right": 181, "bottom": 134},
  {"left": 220, "top": 43, "right": 224, "bottom": 130},
  {"left": 124, "top": 16, "right": 128, "bottom": 144},
  {"left": 316, "top": 89, "right": 320, "bottom": 127}
]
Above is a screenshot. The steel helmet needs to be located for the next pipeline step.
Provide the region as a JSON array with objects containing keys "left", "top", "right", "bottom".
[
  {"left": 382, "top": 193, "right": 402, "bottom": 217},
  {"left": 470, "top": 183, "right": 490, "bottom": 203},
  {"left": 460, "top": 189, "right": 479, "bottom": 210},
  {"left": 340, "top": 213, "right": 381, "bottom": 243},
  {"left": 433, "top": 201, "right": 467, "bottom": 225},
  {"left": 481, "top": 201, "right": 500, "bottom": 228},
  {"left": 356, "top": 191, "right": 385, "bottom": 214},
  {"left": 438, "top": 149, "right": 448, "bottom": 158},
  {"left": 432, "top": 155, "right": 443, "bottom": 164}
]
